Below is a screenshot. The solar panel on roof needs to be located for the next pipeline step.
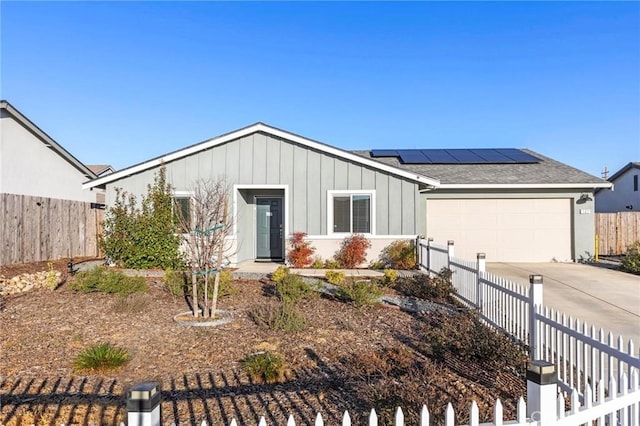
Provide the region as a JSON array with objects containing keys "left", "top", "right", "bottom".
[
  {"left": 370, "top": 149, "right": 399, "bottom": 157},
  {"left": 398, "top": 150, "right": 430, "bottom": 164},
  {"left": 470, "top": 149, "right": 515, "bottom": 163},
  {"left": 421, "top": 150, "right": 453, "bottom": 163},
  {"left": 446, "top": 149, "right": 488, "bottom": 163},
  {"left": 369, "top": 148, "right": 540, "bottom": 164},
  {"left": 496, "top": 149, "right": 540, "bottom": 163}
]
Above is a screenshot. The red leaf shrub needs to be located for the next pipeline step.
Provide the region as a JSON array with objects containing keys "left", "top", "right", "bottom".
[
  {"left": 334, "top": 234, "right": 371, "bottom": 268},
  {"left": 287, "top": 232, "right": 315, "bottom": 268},
  {"left": 380, "top": 240, "right": 416, "bottom": 269}
]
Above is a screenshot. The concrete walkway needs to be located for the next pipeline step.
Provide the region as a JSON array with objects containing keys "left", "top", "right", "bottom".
[
  {"left": 233, "top": 260, "right": 385, "bottom": 279},
  {"left": 487, "top": 262, "right": 640, "bottom": 344}
]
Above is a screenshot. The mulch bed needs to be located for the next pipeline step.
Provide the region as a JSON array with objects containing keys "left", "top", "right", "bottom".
[{"left": 0, "top": 261, "right": 526, "bottom": 426}]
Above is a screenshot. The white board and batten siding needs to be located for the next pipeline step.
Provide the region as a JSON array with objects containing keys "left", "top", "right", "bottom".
[{"left": 426, "top": 198, "right": 572, "bottom": 263}]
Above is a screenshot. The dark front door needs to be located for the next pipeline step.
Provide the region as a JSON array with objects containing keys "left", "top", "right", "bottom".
[{"left": 256, "top": 198, "right": 284, "bottom": 260}]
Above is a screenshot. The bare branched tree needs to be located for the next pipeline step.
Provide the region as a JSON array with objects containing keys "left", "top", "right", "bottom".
[{"left": 177, "top": 178, "right": 234, "bottom": 318}]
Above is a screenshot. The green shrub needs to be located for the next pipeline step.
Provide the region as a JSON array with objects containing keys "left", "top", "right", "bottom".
[
  {"left": 250, "top": 301, "right": 307, "bottom": 332},
  {"left": 45, "top": 261, "right": 60, "bottom": 290},
  {"left": 310, "top": 258, "right": 325, "bottom": 269},
  {"left": 271, "top": 265, "right": 290, "bottom": 284},
  {"left": 74, "top": 342, "right": 130, "bottom": 372},
  {"left": 338, "top": 279, "right": 383, "bottom": 307},
  {"left": 334, "top": 234, "right": 371, "bottom": 268},
  {"left": 379, "top": 240, "right": 416, "bottom": 269},
  {"left": 424, "top": 311, "right": 528, "bottom": 373},
  {"left": 101, "top": 166, "right": 184, "bottom": 270},
  {"left": 163, "top": 269, "right": 190, "bottom": 297},
  {"left": 276, "top": 273, "right": 316, "bottom": 304},
  {"left": 621, "top": 241, "right": 640, "bottom": 274},
  {"left": 369, "top": 260, "right": 385, "bottom": 270},
  {"left": 393, "top": 268, "right": 455, "bottom": 303},
  {"left": 325, "top": 270, "right": 346, "bottom": 285},
  {"left": 323, "top": 259, "right": 340, "bottom": 269},
  {"left": 242, "top": 352, "right": 287, "bottom": 384},
  {"left": 217, "top": 269, "right": 237, "bottom": 296},
  {"left": 383, "top": 269, "right": 398, "bottom": 285},
  {"left": 70, "top": 267, "right": 147, "bottom": 296}
]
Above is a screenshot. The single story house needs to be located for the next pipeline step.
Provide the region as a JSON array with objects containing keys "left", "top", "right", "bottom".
[
  {"left": 595, "top": 162, "right": 640, "bottom": 213},
  {"left": 1, "top": 100, "right": 98, "bottom": 202},
  {"left": 1, "top": 100, "right": 103, "bottom": 265},
  {"left": 84, "top": 123, "right": 611, "bottom": 264}
]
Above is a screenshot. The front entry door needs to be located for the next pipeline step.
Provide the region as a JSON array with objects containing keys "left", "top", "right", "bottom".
[{"left": 256, "top": 198, "right": 284, "bottom": 260}]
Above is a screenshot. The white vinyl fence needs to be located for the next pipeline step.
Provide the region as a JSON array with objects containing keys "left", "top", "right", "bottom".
[
  {"left": 417, "top": 238, "right": 640, "bottom": 399},
  {"left": 37, "top": 369, "right": 640, "bottom": 426}
]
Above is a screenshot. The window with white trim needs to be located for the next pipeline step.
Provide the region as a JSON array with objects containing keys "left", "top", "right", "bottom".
[
  {"left": 173, "top": 196, "right": 192, "bottom": 233},
  {"left": 328, "top": 191, "right": 374, "bottom": 234}
]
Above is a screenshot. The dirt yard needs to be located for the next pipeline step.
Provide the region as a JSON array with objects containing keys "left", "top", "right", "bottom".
[{"left": 1, "top": 261, "right": 526, "bottom": 426}]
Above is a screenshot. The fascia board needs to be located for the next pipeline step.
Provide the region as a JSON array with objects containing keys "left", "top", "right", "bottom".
[
  {"left": 436, "top": 182, "right": 613, "bottom": 190},
  {"left": 2, "top": 101, "right": 96, "bottom": 180},
  {"left": 84, "top": 123, "right": 441, "bottom": 189}
]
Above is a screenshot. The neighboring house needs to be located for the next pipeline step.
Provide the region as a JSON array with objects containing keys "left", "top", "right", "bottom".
[
  {"left": 84, "top": 123, "right": 611, "bottom": 264},
  {"left": 87, "top": 164, "right": 116, "bottom": 178},
  {"left": 595, "top": 162, "right": 640, "bottom": 213},
  {"left": 87, "top": 165, "right": 115, "bottom": 203},
  {"left": 0, "top": 100, "right": 98, "bottom": 202},
  {"left": 0, "top": 101, "right": 103, "bottom": 265}
]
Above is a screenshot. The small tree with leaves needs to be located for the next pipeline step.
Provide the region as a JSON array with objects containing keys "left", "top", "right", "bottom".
[{"left": 177, "top": 178, "right": 234, "bottom": 318}]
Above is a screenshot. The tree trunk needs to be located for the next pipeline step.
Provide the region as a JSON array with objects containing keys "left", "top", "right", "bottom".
[
  {"left": 192, "top": 271, "right": 198, "bottom": 317},
  {"left": 210, "top": 196, "right": 228, "bottom": 320},
  {"left": 203, "top": 270, "right": 209, "bottom": 318}
]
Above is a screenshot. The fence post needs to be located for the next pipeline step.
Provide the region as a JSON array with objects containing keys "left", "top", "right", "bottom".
[
  {"left": 415, "top": 235, "right": 423, "bottom": 270},
  {"left": 529, "top": 275, "right": 544, "bottom": 360},
  {"left": 476, "top": 253, "right": 485, "bottom": 310},
  {"left": 127, "top": 382, "right": 161, "bottom": 426},
  {"left": 526, "top": 360, "right": 557, "bottom": 425},
  {"left": 447, "top": 240, "right": 454, "bottom": 270},
  {"left": 427, "top": 237, "right": 433, "bottom": 274}
]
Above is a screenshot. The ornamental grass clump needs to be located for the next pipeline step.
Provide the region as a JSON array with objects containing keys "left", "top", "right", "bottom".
[
  {"left": 242, "top": 352, "right": 287, "bottom": 384},
  {"left": 74, "top": 342, "right": 130, "bottom": 372},
  {"left": 250, "top": 301, "right": 307, "bottom": 333}
]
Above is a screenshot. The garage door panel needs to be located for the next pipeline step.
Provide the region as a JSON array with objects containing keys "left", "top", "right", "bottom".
[{"left": 426, "top": 198, "right": 571, "bottom": 262}]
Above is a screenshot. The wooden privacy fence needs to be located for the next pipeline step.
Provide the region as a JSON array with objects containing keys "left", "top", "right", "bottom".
[
  {"left": 596, "top": 212, "right": 640, "bottom": 255},
  {"left": 0, "top": 193, "right": 104, "bottom": 266}
]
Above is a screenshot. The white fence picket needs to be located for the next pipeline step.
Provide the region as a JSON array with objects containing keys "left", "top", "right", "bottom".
[{"left": 418, "top": 238, "right": 640, "bottom": 400}]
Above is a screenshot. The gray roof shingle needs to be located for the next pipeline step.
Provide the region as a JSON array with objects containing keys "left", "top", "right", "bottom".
[{"left": 352, "top": 149, "right": 608, "bottom": 186}]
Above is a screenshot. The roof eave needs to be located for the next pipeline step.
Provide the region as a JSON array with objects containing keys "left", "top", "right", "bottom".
[
  {"left": 437, "top": 182, "right": 613, "bottom": 190},
  {"left": 1, "top": 100, "right": 97, "bottom": 180},
  {"left": 83, "top": 123, "right": 440, "bottom": 190}
]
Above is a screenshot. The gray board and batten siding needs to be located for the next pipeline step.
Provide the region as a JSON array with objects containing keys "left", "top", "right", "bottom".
[{"left": 104, "top": 132, "right": 424, "bottom": 261}]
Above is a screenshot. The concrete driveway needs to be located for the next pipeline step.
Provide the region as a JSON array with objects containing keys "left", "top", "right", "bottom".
[{"left": 486, "top": 262, "right": 640, "bottom": 345}]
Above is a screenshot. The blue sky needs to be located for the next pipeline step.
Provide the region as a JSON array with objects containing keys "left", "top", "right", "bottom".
[{"left": 1, "top": 1, "right": 638, "bottom": 178}]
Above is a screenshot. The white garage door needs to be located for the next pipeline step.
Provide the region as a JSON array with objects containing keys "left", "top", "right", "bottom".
[{"left": 426, "top": 198, "right": 572, "bottom": 262}]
